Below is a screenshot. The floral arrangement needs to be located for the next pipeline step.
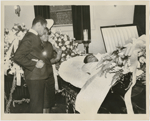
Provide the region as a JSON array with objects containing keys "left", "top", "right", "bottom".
[
  {"left": 98, "top": 43, "right": 146, "bottom": 113},
  {"left": 48, "top": 31, "right": 82, "bottom": 63},
  {"left": 137, "top": 46, "right": 146, "bottom": 72},
  {"left": 4, "top": 23, "right": 27, "bottom": 54},
  {"left": 97, "top": 45, "right": 146, "bottom": 86},
  {"left": 98, "top": 47, "right": 130, "bottom": 76},
  {"left": 4, "top": 23, "right": 27, "bottom": 76},
  {"left": 136, "top": 46, "right": 146, "bottom": 84}
]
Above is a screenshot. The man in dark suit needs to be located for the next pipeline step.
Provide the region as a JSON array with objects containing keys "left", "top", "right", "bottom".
[{"left": 13, "top": 16, "right": 52, "bottom": 113}]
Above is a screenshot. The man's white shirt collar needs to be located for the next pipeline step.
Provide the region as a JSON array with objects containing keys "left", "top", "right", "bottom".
[{"left": 29, "top": 29, "right": 38, "bottom": 36}]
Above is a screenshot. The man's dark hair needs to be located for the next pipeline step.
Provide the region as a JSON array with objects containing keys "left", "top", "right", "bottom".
[
  {"left": 32, "top": 16, "right": 47, "bottom": 26},
  {"left": 83, "top": 54, "right": 93, "bottom": 64}
]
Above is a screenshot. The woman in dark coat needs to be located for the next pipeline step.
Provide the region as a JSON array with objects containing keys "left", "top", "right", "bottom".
[{"left": 40, "top": 27, "right": 62, "bottom": 113}]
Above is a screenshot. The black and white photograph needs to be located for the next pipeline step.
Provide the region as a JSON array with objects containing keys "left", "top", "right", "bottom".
[{"left": 1, "top": 1, "right": 149, "bottom": 120}]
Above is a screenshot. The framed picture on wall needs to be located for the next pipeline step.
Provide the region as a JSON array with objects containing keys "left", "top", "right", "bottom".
[{"left": 50, "top": 5, "right": 73, "bottom": 26}]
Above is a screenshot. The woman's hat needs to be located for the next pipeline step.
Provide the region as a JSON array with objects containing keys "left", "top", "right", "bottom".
[{"left": 46, "top": 19, "right": 54, "bottom": 29}]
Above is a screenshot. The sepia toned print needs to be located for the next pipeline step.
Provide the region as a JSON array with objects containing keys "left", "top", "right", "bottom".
[{"left": 1, "top": 1, "right": 149, "bottom": 120}]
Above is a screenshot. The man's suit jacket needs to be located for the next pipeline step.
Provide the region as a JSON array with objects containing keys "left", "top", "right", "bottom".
[{"left": 13, "top": 32, "right": 53, "bottom": 81}]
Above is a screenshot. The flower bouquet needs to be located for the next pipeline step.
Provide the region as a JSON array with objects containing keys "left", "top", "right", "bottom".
[
  {"left": 48, "top": 31, "right": 82, "bottom": 63},
  {"left": 136, "top": 46, "right": 146, "bottom": 85},
  {"left": 4, "top": 23, "right": 27, "bottom": 76},
  {"left": 97, "top": 46, "right": 133, "bottom": 87},
  {"left": 97, "top": 44, "right": 146, "bottom": 88}
]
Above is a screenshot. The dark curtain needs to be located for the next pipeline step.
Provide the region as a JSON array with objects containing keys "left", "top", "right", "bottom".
[
  {"left": 34, "top": 6, "right": 50, "bottom": 19},
  {"left": 133, "top": 5, "right": 146, "bottom": 36},
  {"left": 72, "top": 6, "right": 91, "bottom": 40}
]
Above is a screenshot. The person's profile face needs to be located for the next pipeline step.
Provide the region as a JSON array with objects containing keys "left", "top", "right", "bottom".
[
  {"left": 37, "top": 22, "right": 47, "bottom": 36},
  {"left": 87, "top": 55, "right": 98, "bottom": 63},
  {"left": 40, "top": 29, "right": 48, "bottom": 42}
]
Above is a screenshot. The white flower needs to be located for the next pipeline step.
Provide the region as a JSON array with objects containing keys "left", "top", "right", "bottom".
[
  {"left": 62, "top": 46, "right": 66, "bottom": 51},
  {"left": 54, "top": 43, "right": 59, "bottom": 48},
  {"left": 136, "top": 70, "right": 143, "bottom": 76},
  {"left": 66, "top": 45, "right": 70, "bottom": 48},
  {"left": 23, "top": 30, "right": 27, "bottom": 34},
  {"left": 71, "top": 53, "right": 75, "bottom": 56},
  {"left": 8, "top": 70, "right": 13, "bottom": 75},
  {"left": 103, "top": 61, "right": 109, "bottom": 65},
  {"left": 118, "top": 52, "right": 125, "bottom": 58},
  {"left": 66, "top": 55, "right": 71, "bottom": 60},
  {"left": 70, "top": 46, "right": 73, "bottom": 49},
  {"left": 54, "top": 37, "right": 57, "bottom": 41},
  {"left": 64, "top": 34, "right": 67, "bottom": 38},
  {"left": 111, "top": 63, "right": 116, "bottom": 66},
  {"left": 11, "top": 29, "right": 17, "bottom": 34},
  {"left": 61, "top": 36, "right": 64, "bottom": 39},
  {"left": 65, "top": 41, "right": 70, "bottom": 45},
  {"left": 74, "top": 43, "right": 78, "bottom": 46},
  {"left": 139, "top": 56, "right": 145, "bottom": 64},
  {"left": 56, "top": 33, "right": 59, "bottom": 37},
  {"left": 118, "top": 57, "right": 123, "bottom": 65},
  {"left": 10, "top": 66, "right": 16, "bottom": 73},
  {"left": 59, "top": 43, "right": 62, "bottom": 46},
  {"left": 110, "top": 55, "right": 116, "bottom": 60},
  {"left": 72, "top": 49, "right": 77, "bottom": 54},
  {"left": 138, "top": 51, "right": 143, "bottom": 56},
  {"left": 18, "top": 31, "right": 23, "bottom": 35},
  {"left": 62, "top": 54, "right": 65, "bottom": 57},
  {"left": 114, "top": 66, "right": 122, "bottom": 71},
  {"left": 58, "top": 38, "right": 61, "bottom": 42},
  {"left": 127, "top": 60, "right": 131, "bottom": 66},
  {"left": 64, "top": 36, "right": 67, "bottom": 41}
]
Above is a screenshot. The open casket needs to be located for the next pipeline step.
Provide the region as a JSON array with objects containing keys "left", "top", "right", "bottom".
[
  {"left": 58, "top": 24, "right": 146, "bottom": 114},
  {"left": 58, "top": 56, "right": 133, "bottom": 113}
]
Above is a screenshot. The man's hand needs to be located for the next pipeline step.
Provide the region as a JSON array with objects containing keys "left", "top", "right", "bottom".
[
  {"left": 50, "top": 46, "right": 62, "bottom": 64},
  {"left": 57, "top": 48, "right": 62, "bottom": 55},
  {"left": 53, "top": 45, "right": 62, "bottom": 55},
  {"left": 36, "top": 60, "right": 44, "bottom": 68}
]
